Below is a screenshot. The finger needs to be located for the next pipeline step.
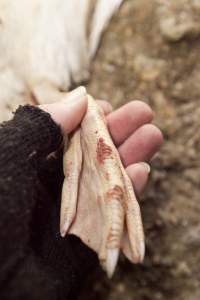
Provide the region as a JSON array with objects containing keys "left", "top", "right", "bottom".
[
  {"left": 107, "top": 101, "right": 153, "bottom": 146},
  {"left": 97, "top": 100, "right": 113, "bottom": 115},
  {"left": 126, "top": 162, "right": 150, "bottom": 196},
  {"left": 39, "top": 87, "right": 87, "bottom": 135},
  {"left": 119, "top": 124, "right": 163, "bottom": 167}
]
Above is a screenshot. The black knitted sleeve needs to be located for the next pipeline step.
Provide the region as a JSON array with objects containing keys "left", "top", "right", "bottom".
[
  {"left": 0, "top": 105, "right": 97, "bottom": 300},
  {"left": 0, "top": 105, "right": 63, "bottom": 299}
]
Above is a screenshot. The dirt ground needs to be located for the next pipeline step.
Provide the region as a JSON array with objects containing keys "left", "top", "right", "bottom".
[{"left": 80, "top": 1, "right": 200, "bottom": 299}]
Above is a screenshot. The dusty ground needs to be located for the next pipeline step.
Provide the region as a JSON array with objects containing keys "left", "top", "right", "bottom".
[{"left": 80, "top": 1, "right": 200, "bottom": 299}]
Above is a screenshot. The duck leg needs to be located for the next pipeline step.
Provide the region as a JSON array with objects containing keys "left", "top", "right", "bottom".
[{"left": 60, "top": 94, "right": 145, "bottom": 277}]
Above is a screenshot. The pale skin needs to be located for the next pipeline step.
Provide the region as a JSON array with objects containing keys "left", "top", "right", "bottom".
[{"left": 40, "top": 87, "right": 163, "bottom": 276}]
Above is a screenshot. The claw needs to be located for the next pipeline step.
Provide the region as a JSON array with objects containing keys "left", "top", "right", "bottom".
[
  {"left": 61, "top": 94, "right": 145, "bottom": 277},
  {"left": 106, "top": 248, "right": 119, "bottom": 278},
  {"left": 60, "top": 219, "right": 72, "bottom": 237},
  {"left": 139, "top": 240, "right": 145, "bottom": 262}
]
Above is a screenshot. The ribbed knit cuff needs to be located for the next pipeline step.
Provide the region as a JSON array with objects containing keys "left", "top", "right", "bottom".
[{"left": 2, "top": 105, "right": 63, "bottom": 161}]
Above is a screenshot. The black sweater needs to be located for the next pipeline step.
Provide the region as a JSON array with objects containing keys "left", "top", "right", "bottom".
[{"left": 0, "top": 105, "right": 97, "bottom": 300}]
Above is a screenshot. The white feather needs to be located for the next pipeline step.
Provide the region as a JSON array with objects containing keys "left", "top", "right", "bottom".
[
  {"left": 0, "top": 0, "right": 123, "bottom": 120},
  {"left": 89, "top": 0, "right": 124, "bottom": 58}
]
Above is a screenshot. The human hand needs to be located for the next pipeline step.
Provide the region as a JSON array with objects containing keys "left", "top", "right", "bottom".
[
  {"left": 40, "top": 86, "right": 163, "bottom": 196},
  {"left": 32, "top": 87, "right": 163, "bottom": 297}
]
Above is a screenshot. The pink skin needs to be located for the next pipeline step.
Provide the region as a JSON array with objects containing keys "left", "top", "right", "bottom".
[{"left": 40, "top": 96, "right": 163, "bottom": 196}]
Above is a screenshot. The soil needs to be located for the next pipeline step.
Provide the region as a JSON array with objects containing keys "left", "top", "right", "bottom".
[{"left": 80, "top": 1, "right": 200, "bottom": 299}]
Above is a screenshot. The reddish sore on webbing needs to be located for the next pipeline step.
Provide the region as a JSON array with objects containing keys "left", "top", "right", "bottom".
[{"left": 96, "top": 137, "right": 112, "bottom": 164}]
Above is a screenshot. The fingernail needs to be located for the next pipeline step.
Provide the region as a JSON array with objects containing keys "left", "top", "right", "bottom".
[
  {"left": 139, "top": 162, "right": 151, "bottom": 173},
  {"left": 65, "top": 86, "right": 87, "bottom": 103}
]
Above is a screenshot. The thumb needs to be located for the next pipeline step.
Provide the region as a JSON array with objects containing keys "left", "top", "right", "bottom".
[{"left": 39, "top": 87, "right": 87, "bottom": 135}]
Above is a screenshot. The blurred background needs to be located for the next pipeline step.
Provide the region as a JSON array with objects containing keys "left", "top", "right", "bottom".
[{"left": 81, "top": 0, "right": 200, "bottom": 299}]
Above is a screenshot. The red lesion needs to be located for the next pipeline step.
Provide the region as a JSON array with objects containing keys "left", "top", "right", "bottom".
[
  {"left": 96, "top": 137, "right": 112, "bottom": 164},
  {"left": 106, "top": 185, "right": 123, "bottom": 200}
]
